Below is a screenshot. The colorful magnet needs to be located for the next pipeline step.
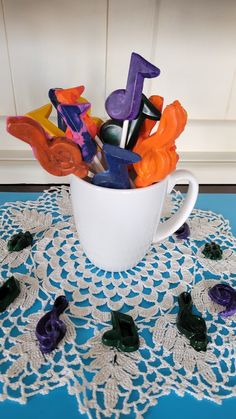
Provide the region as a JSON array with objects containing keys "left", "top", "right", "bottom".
[
  {"left": 6, "top": 116, "right": 88, "bottom": 178},
  {"left": 49, "top": 86, "right": 103, "bottom": 139},
  {"left": 49, "top": 85, "right": 85, "bottom": 132},
  {"left": 202, "top": 242, "right": 223, "bottom": 260},
  {"left": 102, "top": 311, "right": 139, "bottom": 352},
  {"left": 177, "top": 292, "right": 208, "bottom": 352},
  {"left": 26, "top": 104, "right": 65, "bottom": 137},
  {"left": 36, "top": 295, "right": 69, "bottom": 353},
  {"left": 126, "top": 94, "right": 161, "bottom": 150},
  {"left": 174, "top": 223, "right": 190, "bottom": 240},
  {"left": 92, "top": 144, "right": 140, "bottom": 189},
  {"left": 105, "top": 52, "right": 160, "bottom": 121},
  {"left": 79, "top": 104, "right": 103, "bottom": 139},
  {"left": 7, "top": 231, "right": 33, "bottom": 252},
  {"left": 57, "top": 103, "right": 97, "bottom": 163},
  {"left": 0, "top": 276, "right": 20, "bottom": 313},
  {"left": 58, "top": 94, "right": 102, "bottom": 140},
  {"left": 133, "top": 99, "right": 187, "bottom": 187},
  {"left": 208, "top": 284, "right": 236, "bottom": 317}
]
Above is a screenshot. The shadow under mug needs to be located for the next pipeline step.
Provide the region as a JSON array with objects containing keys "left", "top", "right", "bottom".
[{"left": 70, "top": 169, "right": 198, "bottom": 271}]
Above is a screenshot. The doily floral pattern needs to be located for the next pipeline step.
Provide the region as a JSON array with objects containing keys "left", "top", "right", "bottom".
[{"left": 0, "top": 186, "right": 235, "bottom": 418}]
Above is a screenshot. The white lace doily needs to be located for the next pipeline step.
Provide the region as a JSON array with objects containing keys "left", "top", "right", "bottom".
[{"left": 0, "top": 186, "right": 236, "bottom": 418}]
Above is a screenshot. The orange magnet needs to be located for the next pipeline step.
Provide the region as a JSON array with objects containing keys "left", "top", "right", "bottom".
[
  {"left": 55, "top": 85, "right": 85, "bottom": 104},
  {"left": 26, "top": 104, "right": 65, "bottom": 137},
  {"left": 6, "top": 116, "right": 88, "bottom": 178},
  {"left": 133, "top": 99, "right": 187, "bottom": 187}
]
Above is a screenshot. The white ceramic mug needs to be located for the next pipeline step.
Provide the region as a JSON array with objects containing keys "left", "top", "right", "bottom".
[{"left": 70, "top": 169, "right": 198, "bottom": 271}]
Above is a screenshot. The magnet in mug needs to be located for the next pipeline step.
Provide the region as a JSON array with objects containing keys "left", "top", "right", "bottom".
[
  {"left": 92, "top": 144, "right": 141, "bottom": 189},
  {"left": 48, "top": 88, "right": 67, "bottom": 131},
  {"left": 26, "top": 104, "right": 65, "bottom": 137},
  {"left": 100, "top": 94, "right": 161, "bottom": 150},
  {"left": 99, "top": 119, "right": 123, "bottom": 146},
  {"left": 105, "top": 52, "right": 160, "bottom": 121},
  {"left": 57, "top": 103, "right": 97, "bottom": 163},
  {"left": 125, "top": 94, "right": 161, "bottom": 150},
  {"left": 133, "top": 100, "right": 187, "bottom": 187},
  {"left": 6, "top": 116, "right": 88, "bottom": 178},
  {"left": 53, "top": 87, "right": 102, "bottom": 139}
]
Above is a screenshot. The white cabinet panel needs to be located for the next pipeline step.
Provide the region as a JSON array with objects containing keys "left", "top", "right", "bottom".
[
  {"left": 106, "top": 0, "right": 160, "bottom": 100},
  {"left": 151, "top": 0, "right": 236, "bottom": 119},
  {"left": 0, "top": 1, "right": 15, "bottom": 114},
  {"left": 3, "top": 0, "right": 107, "bottom": 116},
  {"left": 178, "top": 120, "right": 236, "bottom": 152},
  {"left": 226, "top": 69, "right": 236, "bottom": 119}
]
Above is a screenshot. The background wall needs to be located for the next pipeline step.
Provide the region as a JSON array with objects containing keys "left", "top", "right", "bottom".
[{"left": 0, "top": 0, "right": 236, "bottom": 183}]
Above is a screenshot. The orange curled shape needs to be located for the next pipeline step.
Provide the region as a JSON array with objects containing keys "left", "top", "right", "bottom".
[
  {"left": 6, "top": 116, "right": 88, "bottom": 178},
  {"left": 133, "top": 100, "right": 187, "bottom": 187}
]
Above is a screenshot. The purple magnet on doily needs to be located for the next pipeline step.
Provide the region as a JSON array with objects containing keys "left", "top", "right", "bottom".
[
  {"left": 36, "top": 295, "right": 69, "bottom": 353},
  {"left": 208, "top": 284, "right": 236, "bottom": 317},
  {"left": 174, "top": 222, "right": 190, "bottom": 240}
]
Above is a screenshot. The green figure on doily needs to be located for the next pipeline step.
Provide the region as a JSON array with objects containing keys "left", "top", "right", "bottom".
[{"left": 7, "top": 231, "right": 33, "bottom": 252}]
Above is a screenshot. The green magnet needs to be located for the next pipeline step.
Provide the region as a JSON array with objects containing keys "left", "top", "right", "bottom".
[
  {"left": 7, "top": 231, "right": 33, "bottom": 252},
  {"left": 202, "top": 242, "right": 223, "bottom": 261},
  {"left": 99, "top": 119, "right": 123, "bottom": 146},
  {"left": 0, "top": 276, "right": 20, "bottom": 313},
  {"left": 177, "top": 292, "right": 208, "bottom": 352},
  {"left": 126, "top": 94, "right": 161, "bottom": 150},
  {"left": 102, "top": 311, "right": 139, "bottom": 352}
]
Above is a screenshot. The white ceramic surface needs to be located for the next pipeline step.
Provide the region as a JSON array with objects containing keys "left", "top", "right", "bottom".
[{"left": 70, "top": 170, "right": 198, "bottom": 271}]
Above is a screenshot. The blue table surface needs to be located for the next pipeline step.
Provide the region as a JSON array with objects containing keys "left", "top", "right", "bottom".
[{"left": 0, "top": 192, "right": 236, "bottom": 419}]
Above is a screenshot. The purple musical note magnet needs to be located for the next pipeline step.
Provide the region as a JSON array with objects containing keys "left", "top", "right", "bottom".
[
  {"left": 208, "top": 284, "right": 236, "bottom": 317},
  {"left": 92, "top": 144, "right": 141, "bottom": 189},
  {"left": 36, "top": 295, "right": 69, "bottom": 354},
  {"left": 58, "top": 103, "right": 97, "bottom": 163},
  {"left": 105, "top": 52, "right": 160, "bottom": 121}
]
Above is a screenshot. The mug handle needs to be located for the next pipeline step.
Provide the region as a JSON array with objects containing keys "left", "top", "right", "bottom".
[{"left": 153, "top": 169, "right": 199, "bottom": 243}]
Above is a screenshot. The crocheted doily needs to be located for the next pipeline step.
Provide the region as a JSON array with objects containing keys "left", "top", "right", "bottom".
[{"left": 0, "top": 186, "right": 235, "bottom": 418}]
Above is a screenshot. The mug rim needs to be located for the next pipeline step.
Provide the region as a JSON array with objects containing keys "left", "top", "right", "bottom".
[{"left": 70, "top": 172, "right": 170, "bottom": 195}]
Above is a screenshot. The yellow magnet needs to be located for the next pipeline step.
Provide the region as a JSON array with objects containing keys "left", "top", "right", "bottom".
[{"left": 26, "top": 104, "right": 65, "bottom": 137}]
